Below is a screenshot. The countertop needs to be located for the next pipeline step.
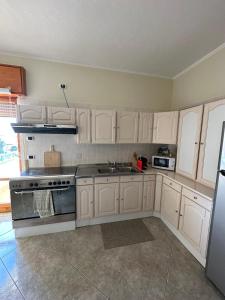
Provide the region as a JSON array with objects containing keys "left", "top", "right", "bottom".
[{"left": 76, "top": 164, "right": 214, "bottom": 201}]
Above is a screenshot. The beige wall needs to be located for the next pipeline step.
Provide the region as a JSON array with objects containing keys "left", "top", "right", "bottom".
[
  {"left": 172, "top": 46, "right": 225, "bottom": 110},
  {"left": 0, "top": 53, "right": 172, "bottom": 111}
]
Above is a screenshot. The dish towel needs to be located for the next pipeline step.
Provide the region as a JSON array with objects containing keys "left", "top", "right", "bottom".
[{"left": 33, "top": 190, "right": 55, "bottom": 218}]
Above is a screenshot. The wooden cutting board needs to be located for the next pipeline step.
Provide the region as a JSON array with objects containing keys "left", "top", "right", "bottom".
[{"left": 44, "top": 145, "right": 61, "bottom": 167}]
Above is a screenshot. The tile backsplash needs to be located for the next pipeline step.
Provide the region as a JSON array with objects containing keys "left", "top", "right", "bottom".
[{"left": 20, "top": 134, "right": 161, "bottom": 168}]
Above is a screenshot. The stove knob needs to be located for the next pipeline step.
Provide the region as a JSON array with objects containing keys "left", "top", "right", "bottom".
[
  {"left": 62, "top": 181, "right": 65, "bottom": 184},
  {"left": 53, "top": 181, "right": 56, "bottom": 185},
  {"left": 48, "top": 182, "right": 52, "bottom": 186},
  {"left": 30, "top": 183, "right": 34, "bottom": 187},
  {"left": 58, "top": 181, "right": 61, "bottom": 185},
  {"left": 34, "top": 183, "right": 38, "bottom": 187},
  {"left": 66, "top": 181, "right": 70, "bottom": 184}
]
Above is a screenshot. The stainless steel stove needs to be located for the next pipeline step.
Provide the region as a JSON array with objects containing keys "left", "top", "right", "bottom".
[{"left": 9, "top": 167, "right": 77, "bottom": 228}]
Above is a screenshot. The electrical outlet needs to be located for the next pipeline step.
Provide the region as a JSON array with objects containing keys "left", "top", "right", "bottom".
[
  {"left": 26, "top": 136, "right": 34, "bottom": 141},
  {"left": 59, "top": 83, "right": 66, "bottom": 89},
  {"left": 27, "top": 155, "right": 35, "bottom": 160}
]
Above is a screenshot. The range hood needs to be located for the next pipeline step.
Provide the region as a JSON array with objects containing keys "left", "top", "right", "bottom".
[{"left": 11, "top": 123, "right": 78, "bottom": 134}]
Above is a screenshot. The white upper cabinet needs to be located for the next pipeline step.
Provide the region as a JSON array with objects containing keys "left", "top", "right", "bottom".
[
  {"left": 176, "top": 105, "right": 203, "bottom": 180},
  {"left": 76, "top": 108, "right": 91, "bottom": 144},
  {"left": 116, "top": 111, "right": 138, "bottom": 143},
  {"left": 138, "top": 112, "right": 153, "bottom": 143},
  {"left": 152, "top": 111, "right": 179, "bottom": 144},
  {"left": 16, "top": 104, "right": 46, "bottom": 123},
  {"left": 92, "top": 110, "right": 116, "bottom": 144},
  {"left": 47, "top": 106, "right": 76, "bottom": 124},
  {"left": 197, "top": 99, "right": 225, "bottom": 187}
]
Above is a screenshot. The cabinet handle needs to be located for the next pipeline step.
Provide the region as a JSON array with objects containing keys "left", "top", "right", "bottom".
[
  {"left": 194, "top": 196, "right": 197, "bottom": 200},
  {"left": 200, "top": 142, "right": 204, "bottom": 145},
  {"left": 195, "top": 142, "right": 198, "bottom": 145},
  {"left": 170, "top": 182, "right": 172, "bottom": 186},
  {"left": 121, "top": 198, "right": 124, "bottom": 201},
  {"left": 175, "top": 210, "right": 178, "bottom": 213},
  {"left": 180, "top": 214, "right": 183, "bottom": 216}
]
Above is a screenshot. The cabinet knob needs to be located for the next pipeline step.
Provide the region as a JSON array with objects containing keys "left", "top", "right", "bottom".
[
  {"left": 200, "top": 142, "right": 204, "bottom": 145},
  {"left": 175, "top": 210, "right": 178, "bottom": 213},
  {"left": 194, "top": 196, "right": 197, "bottom": 200},
  {"left": 180, "top": 214, "right": 183, "bottom": 216},
  {"left": 195, "top": 142, "right": 198, "bottom": 145}
]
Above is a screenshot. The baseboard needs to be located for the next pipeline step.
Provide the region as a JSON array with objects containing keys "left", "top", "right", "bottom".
[
  {"left": 76, "top": 211, "right": 153, "bottom": 227},
  {"left": 15, "top": 221, "right": 75, "bottom": 238},
  {"left": 160, "top": 216, "right": 206, "bottom": 267}
]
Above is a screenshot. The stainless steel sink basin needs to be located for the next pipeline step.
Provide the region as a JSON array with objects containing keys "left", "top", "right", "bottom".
[{"left": 98, "top": 166, "right": 140, "bottom": 174}]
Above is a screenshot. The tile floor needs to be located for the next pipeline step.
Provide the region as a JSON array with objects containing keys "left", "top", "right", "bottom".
[{"left": 0, "top": 215, "right": 224, "bottom": 300}]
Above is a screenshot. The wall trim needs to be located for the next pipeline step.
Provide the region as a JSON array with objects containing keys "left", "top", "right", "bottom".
[
  {"left": 0, "top": 51, "right": 171, "bottom": 80},
  {"left": 173, "top": 42, "right": 225, "bottom": 80}
]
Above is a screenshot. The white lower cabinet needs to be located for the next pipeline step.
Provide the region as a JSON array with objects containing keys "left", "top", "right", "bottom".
[
  {"left": 120, "top": 181, "right": 143, "bottom": 214},
  {"left": 143, "top": 180, "right": 155, "bottom": 211},
  {"left": 179, "top": 194, "right": 211, "bottom": 258},
  {"left": 161, "top": 183, "right": 181, "bottom": 229},
  {"left": 77, "top": 185, "right": 94, "bottom": 220},
  {"left": 95, "top": 183, "right": 119, "bottom": 217},
  {"left": 154, "top": 175, "right": 163, "bottom": 213}
]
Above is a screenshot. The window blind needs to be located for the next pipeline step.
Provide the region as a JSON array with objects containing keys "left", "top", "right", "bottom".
[{"left": 0, "top": 101, "right": 16, "bottom": 118}]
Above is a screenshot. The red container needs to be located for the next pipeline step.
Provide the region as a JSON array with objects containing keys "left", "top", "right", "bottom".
[{"left": 137, "top": 159, "right": 143, "bottom": 170}]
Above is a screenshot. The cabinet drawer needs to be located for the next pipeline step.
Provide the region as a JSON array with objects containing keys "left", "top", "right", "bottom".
[
  {"left": 76, "top": 178, "right": 94, "bottom": 186},
  {"left": 143, "top": 175, "right": 155, "bottom": 181},
  {"left": 182, "top": 188, "right": 212, "bottom": 211},
  {"left": 95, "top": 176, "right": 119, "bottom": 184},
  {"left": 163, "top": 177, "right": 182, "bottom": 193},
  {"left": 120, "top": 175, "right": 143, "bottom": 182}
]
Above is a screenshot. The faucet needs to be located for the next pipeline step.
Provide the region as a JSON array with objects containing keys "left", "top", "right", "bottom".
[{"left": 107, "top": 160, "right": 117, "bottom": 167}]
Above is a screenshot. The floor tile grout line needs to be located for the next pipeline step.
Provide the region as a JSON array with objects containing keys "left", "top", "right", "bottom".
[
  {"left": 69, "top": 261, "right": 110, "bottom": 299},
  {"left": 0, "top": 256, "right": 25, "bottom": 300}
]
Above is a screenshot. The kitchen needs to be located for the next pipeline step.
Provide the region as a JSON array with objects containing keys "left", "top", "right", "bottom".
[{"left": 1, "top": 1, "right": 225, "bottom": 299}]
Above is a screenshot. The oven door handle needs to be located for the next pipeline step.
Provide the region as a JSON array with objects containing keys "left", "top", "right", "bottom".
[{"left": 13, "top": 187, "right": 70, "bottom": 195}]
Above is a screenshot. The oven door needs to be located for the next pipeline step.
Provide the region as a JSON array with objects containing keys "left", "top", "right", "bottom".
[{"left": 11, "top": 186, "right": 75, "bottom": 220}]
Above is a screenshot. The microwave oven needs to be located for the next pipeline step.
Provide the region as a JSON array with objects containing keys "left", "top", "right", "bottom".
[{"left": 152, "top": 155, "right": 176, "bottom": 171}]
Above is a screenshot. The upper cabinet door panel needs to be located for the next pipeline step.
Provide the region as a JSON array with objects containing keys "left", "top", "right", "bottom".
[
  {"left": 138, "top": 112, "right": 153, "bottom": 143},
  {"left": 152, "top": 111, "right": 179, "bottom": 144},
  {"left": 197, "top": 99, "right": 225, "bottom": 187},
  {"left": 92, "top": 110, "right": 116, "bottom": 144},
  {"left": 47, "top": 107, "right": 76, "bottom": 124},
  {"left": 76, "top": 108, "right": 91, "bottom": 144},
  {"left": 117, "top": 111, "right": 138, "bottom": 143},
  {"left": 16, "top": 105, "right": 46, "bottom": 123},
  {"left": 176, "top": 105, "right": 203, "bottom": 180}
]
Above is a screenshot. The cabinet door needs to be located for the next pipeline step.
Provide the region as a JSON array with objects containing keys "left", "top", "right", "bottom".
[
  {"left": 176, "top": 105, "right": 203, "bottom": 179},
  {"left": 0, "top": 64, "right": 26, "bottom": 95},
  {"left": 16, "top": 105, "right": 46, "bottom": 123},
  {"left": 161, "top": 184, "right": 181, "bottom": 228},
  {"left": 152, "top": 111, "right": 178, "bottom": 144},
  {"left": 77, "top": 185, "right": 94, "bottom": 220},
  {"left": 120, "top": 181, "right": 143, "bottom": 214},
  {"left": 143, "top": 180, "right": 155, "bottom": 211},
  {"left": 138, "top": 112, "right": 153, "bottom": 143},
  {"left": 95, "top": 183, "right": 119, "bottom": 217},
  {"left": 76, "top": 108, "right": 91, "bottom": 144},
  {"left": 117, "top": 111, "right": 138, "bottom": 143},
  {"left": 92, "top": 110, "right": 116, "bottom": 144},
  {"left": 179, "top": 196, "right": 210, "bottom": 256},
  {"left": 47, "top": 106, "right": 76, "bottom": 124},
  {"left": 197, "top": 99, "right": 225, "bottom": 187},
  {"left": 154, "top": 175, "right": 163, "bottom": 212}
]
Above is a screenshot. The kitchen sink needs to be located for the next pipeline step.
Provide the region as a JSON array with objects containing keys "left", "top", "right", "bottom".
[{"left": 98, "top": 166, "right": 141, "bottom": 174}]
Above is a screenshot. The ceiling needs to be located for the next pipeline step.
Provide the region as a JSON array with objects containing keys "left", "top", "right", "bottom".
[{"left": 1, "top": 0, "right": 225, "bottom": 78}]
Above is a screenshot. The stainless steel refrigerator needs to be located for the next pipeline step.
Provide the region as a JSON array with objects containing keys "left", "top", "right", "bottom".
[{"left": 206, "top": 122, "right": 225, "bottom": 296}]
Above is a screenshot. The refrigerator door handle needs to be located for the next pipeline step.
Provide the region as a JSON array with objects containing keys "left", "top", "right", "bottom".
[{"left": 219, "top": 170, "right": 225, "bottom": 176}]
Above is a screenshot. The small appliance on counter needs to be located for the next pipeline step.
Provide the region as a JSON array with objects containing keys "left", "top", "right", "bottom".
[
  {"left": 151, "top": 146, "right": 176, "bottom": 171},
  {"left": 137, "top": 156, "right": 148, "bottom": 170}
]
